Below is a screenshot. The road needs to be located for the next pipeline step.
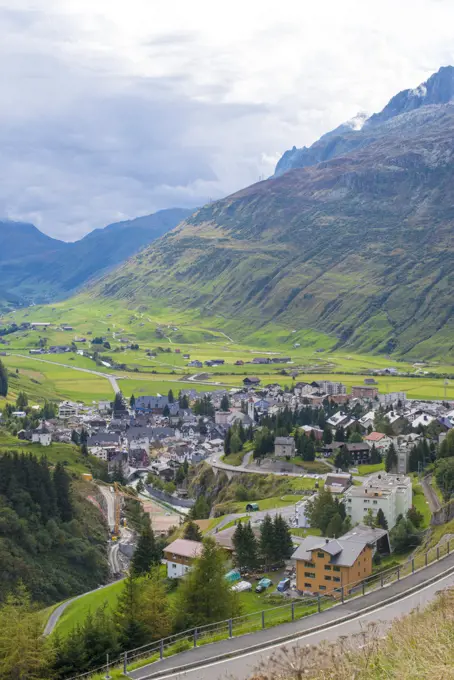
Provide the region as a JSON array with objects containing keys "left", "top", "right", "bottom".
[
  {"left": 44, "top": 486, "right": 124, "bottom": 636},
  {"left": 129, "top": 554, "right": 454, "bottom": 680},
  {"left": 208, "top": 450, "right": 322, "bottom": 478},
  {"left": 421, "top": 474, "right": 442, "bottom": 513},
  {"left": 12, "top": 353, "right": 121, "bottom": 394}
]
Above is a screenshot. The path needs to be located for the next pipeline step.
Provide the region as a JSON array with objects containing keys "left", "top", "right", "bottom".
[
  {"left": 12, "top": 353, "right": 121, "bottom": 394},
  {"left": 421, "top": 474, "right": 442, "bottom": 514},
  {"left": 129, "top": 553, "right": 454, "bottom": 680}
]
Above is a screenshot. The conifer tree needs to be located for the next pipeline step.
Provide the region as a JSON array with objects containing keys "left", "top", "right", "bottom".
[
  {"left": 183, "top": 520, "right": 203, "bottom": 542},
  {"left": 53, "top": 462, "right": 73, "bottom": 522},
  {"left": 385, "top": 442, "right": 398, "bottom": 473},
  {"left": 0, "top": 359, "right": 8, "bottom": 397},
  {"left": 272, "top": 514, "right": 294, "bottom": 561},
  {"left": 131, "top": 519, "right": 160, "bottom": 576},
  {"left": 115, "top": 574, "right": 148, "bottom": 649},
  {"left": 260, "top": 514, "right": 276, "bottom": 567}
]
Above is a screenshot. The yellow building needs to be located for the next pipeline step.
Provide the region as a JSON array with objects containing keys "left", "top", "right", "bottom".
[{"left": 292, "top": 532, "right": 376, "bottom": 597}]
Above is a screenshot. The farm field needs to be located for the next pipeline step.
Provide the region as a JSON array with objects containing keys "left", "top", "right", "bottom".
[{"left": 3, "top": 296, "right": 454, "bottom": 404}]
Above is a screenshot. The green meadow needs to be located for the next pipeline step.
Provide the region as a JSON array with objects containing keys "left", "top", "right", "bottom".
[{"left": 1, "top": 295, "right": 454, "bottom": 404}]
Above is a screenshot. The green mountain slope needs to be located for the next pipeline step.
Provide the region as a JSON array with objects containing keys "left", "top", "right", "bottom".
[
  {"left": 93, "top": 101, "right": 454, "bottom": 360},
  {"left": 0, "top": 208, "right": 192, "bottom": 304}
]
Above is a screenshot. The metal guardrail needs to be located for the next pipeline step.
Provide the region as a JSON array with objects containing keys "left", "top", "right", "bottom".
[{"left": 71, "top": 538, "right": 452, "bottom": 679}]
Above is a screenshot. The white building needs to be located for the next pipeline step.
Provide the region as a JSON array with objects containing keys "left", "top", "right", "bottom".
[
  {"left": 378, "top": 392, "right": 406, "bottom": 407},
  {"left": 163, "top": 538, "right": 204, "bottom": 578},
  {"left": 31, "top": 432, "right": 51, "bottom": 446},
  {"left": 58, "top": 401, "right": 79, "bottom": 419},
  {"left": 344, "top": 472, "right": 412, "bottom": 530},
  {"left": 316, "top": 381, "right": 347, "bottom": 396},
  {"left": 295, "top": 498, "right": 314, "bottom": 528}
]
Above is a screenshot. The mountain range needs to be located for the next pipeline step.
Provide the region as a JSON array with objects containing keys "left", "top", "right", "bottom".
[
  {"left": 92, "top": 66, "right": 454, "bottom": 360},
  {"left": 0, "top": 208, "right": 192, "bottom": 307}
]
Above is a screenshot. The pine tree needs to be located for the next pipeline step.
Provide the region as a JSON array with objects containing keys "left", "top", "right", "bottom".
[
  {"left": 189, "top": 495, "right": 210, "bottom": 520},
  {"left": 168, "top": 389, "right": 174, "bottom": 404},
  {"left": 325, "top": 512, "right": 343, "bottom": 538},
  {"left": 16, "top": 391, "right": 28, "bottom": 411},
  {"left": 242, "top": 521, "right": 259, "bottom": 570},
  {"left": 53, "top": 462, "right": 73, "bottom": 522},
  {"left": 139, "top": 568, "right": 173, "bottom": 640},
  {"left": 220, "top": 394, "right": 230, "bottom": 411},
  {"left": 0, "top": 586, "right": 54, "bottom": 679},
  {"left": 115, "top": 574, "right": 148, "bottom": 649},
  {"left": 260, "top": 514, "right": 276, "bottom": 567},
  {"left": 183, "top": 520, "right": 203, "bottom": 542},
  {"left": 370, "top": 443, "right": 382, "bottom": 464},
  {"left": 232, "top": 521, "right": 246, "bottom": 567},
  {"left": 0, "top": 359, "right": 8, "bottom": 397},
  {"left": 385, "top": 442, "right": 398, "bottom": 473},
  {"left": 375, "top": 508, "right": 388, "bottom": 530},
  {"left": 163, "top": 404, "right": 170, "bottom": 417},
  {"left": 176, "top": 538, "right": 239, "bottom": 629},
  {"left": 129, "top": 394, "right": 136, "bottom": 408},
  {"left": 272, "top": 515, "right": 294, "bottom": 561},
  {"left": 131, "top": 519, "right": 160, "bottom": 576}
]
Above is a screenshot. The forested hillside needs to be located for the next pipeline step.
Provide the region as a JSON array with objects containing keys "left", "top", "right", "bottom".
[{"left": 0, "top": 453, "right": 108, "bottom": 604}]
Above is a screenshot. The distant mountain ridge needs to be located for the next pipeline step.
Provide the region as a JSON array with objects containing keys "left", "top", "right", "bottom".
[
  {"left": 92, "top": 66, "right": 454, "bottom": 360},
  {"left": 274, "top": 65, "right": 454, "bottom": 176},
  {"left": 0, "top": 208, "right": 193, "bottom": 305}
]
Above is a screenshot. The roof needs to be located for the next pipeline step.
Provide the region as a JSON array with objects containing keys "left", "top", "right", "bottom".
[
  {"left": 292, "top": 534, "right": 369, "bottom": 568},
  {"left": 275, "top": 437, "right": 294, "bottom": 445},
  {"left": 164, "top": 538, "right": 204, "bottom": 559},
  {"left": 365, "top": 431, "right": 387, "bottom": 442}
]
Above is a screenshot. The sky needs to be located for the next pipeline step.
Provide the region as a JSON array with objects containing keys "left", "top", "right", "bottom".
[{"left": 1, "top": 0, "right": 454, "bottom": 240}]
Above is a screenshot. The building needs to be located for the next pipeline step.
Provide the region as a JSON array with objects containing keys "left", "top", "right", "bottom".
[
  {"left": 215, "top": 410, "right": 230, "bottom": 426},
  {"left": 58, "top": 401, "right": 79, "bottom": 419},
  {"left": 295, "top": 497, "right": 314, "bottom": 528},
  {"left": 351, "top": 386, "right": 379, "bottom": 399},
  {"left": 292, "top": 534, "right": 373, "bottom": 596},
  {"left": 324, "top": 472, "right": 352, "bottom": 494},
  {"left": 163, "top": 538, "right": 204, "bottom": 578},
  {"left": 315, "top": 381, "right": 347, "bottom": 396},
  {"left": 134, "top": 396, "right": 169, "bottom": 414},
  {"left": 364, "top": 431, "right": 392, "bottom": 452},
  {"left": 243, "top": 377, "right": 261, "bottom": 387},
  {"left": 378, "top": 392, "right": 406, "bottom": 407},
  {"left": 274, "top": 436, "right": 296, "bottom": 457},
  {"left": 344, "top": 472, "right": 412, "bottom": 530}
]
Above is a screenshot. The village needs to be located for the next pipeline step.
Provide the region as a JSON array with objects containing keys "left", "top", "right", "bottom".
[{"left": 2, "top": 371, "right": 452, "bottom": 601}]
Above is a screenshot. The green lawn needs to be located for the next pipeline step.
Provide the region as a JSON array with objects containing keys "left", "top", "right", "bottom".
[
  {"left": 230, "top": 495, "right": 302, "bottom": 513},
  {"left": 357, "top": 462, "right": 385, "bottom": 475},
  {"left": 53, "top": 580, "right": 126, "bottom": 637},
  {"left": 221, "top": 451, "right": 246, "bottom": 466},
  {"left": 291, "top": 458, "right": 332, "bottom": 474},
  {"left": 412, "top": 482, "right": 432, "bottom": 529},
  {"left": 290, "top": 527, "right": 322, "bottom": 538},
  {"left": 0, "top": 430, "right": 94, "bottom": 475}
]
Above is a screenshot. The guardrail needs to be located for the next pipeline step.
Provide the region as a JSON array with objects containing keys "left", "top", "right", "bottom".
[{"left": 70, "top": 538, "right": 452, "bottom": 679}]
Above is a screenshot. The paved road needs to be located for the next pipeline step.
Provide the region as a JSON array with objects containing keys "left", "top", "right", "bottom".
[
  {"left": 12, "top": 353, "right": 121, "bottom": 394},
  {"left": 99, "top": 485, "right": 116, "bottom": 531},
  {"left": 208, "top": 450, "right": 322, "bottom": 478},
  {"left": 421, "top": 474, "right": 442, "bottom": 513},
  {"left": 130, "top": 553, "right": 454, "bottom": 680}
]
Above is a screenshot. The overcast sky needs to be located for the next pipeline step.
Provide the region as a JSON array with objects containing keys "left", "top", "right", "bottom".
[{"left": 1, "top": 0, "right": 454, "bottom": 240}]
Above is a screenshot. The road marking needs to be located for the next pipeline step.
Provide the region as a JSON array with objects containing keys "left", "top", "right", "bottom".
[{"left": 138, "top": 568, "right": 454, "bottom": 679}]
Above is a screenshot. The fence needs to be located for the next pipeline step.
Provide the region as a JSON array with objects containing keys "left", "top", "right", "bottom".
[{"left": 71, "top": 538, "right": 453, "bottom": 679}]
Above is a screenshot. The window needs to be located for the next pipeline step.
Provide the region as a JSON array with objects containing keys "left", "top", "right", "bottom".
[
  {"left": 172, "top": 563, "right": 176, "bottom": 569},
  {"left": 304, "top": 583, "right": 312, "bottom": 589},
  {"left": 305, "top": 561, "right": 315, "bottom": 568},
  {"left": 304, "top": 572, "right": 315, "bottom": 578},
  {"left": 324, "top": 576, "right": 332, "bottom": 581},
  {"left": 373, "top": 500, "right": 378, "bottom": 505},
  {"left": 319, "top": 585, "right": 326, "bottom": 591},
  {"left": 333, "top": 566, "right": 340, "bottom": 572},
  {"left": 317, "top": 552, "right": 325, "bottom": 559},
  {"left": 324, "top": 565, "right": 331, "bottom": 571},
  {"left": 334, "top": 577, "right": 341, "bottom": 583}
]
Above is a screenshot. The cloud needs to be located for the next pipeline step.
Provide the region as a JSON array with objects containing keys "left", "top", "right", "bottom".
[{"left": 0, "top": 0, "right": 454, "bottom": 239}]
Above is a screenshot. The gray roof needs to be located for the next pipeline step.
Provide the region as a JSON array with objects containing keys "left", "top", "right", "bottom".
[
  {"left": 275, "top": 437, "right": 294, "bottom": 445},
  {"left": 87, "top": 433, "right": 120, "bottom": 446},
  {"left": 292, "top": 534, "right": 370, "bottom": 568}
]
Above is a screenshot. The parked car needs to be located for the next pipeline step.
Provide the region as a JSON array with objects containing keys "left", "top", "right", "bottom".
[
  {"left": 277, "top": 578, "right": 291, "bottom": 592},
  {"left": 255, "top": 578, "right": 272, "bottom": 593},
  {"left": 231, "top": 580, "right": 252, "bottom": 593},
  {"left": 246, "top": 503, "right": 259, "bottom": 511}
]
